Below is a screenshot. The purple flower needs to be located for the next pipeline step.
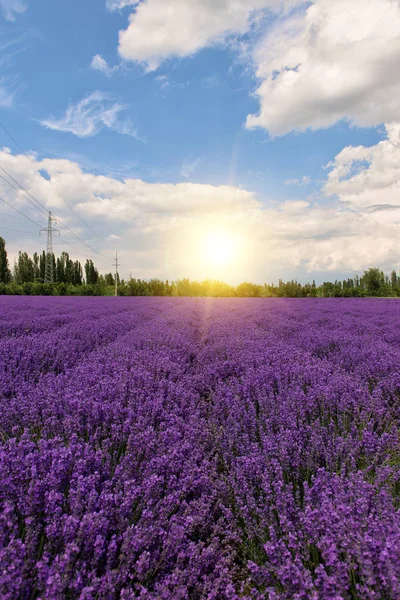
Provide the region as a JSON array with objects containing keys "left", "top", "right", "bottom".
[{"left": 0, "top": 296, "right": 399, "bottom": 598}]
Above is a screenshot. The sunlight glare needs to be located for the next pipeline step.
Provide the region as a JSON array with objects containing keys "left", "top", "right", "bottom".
[
  {"left": 202, "top": 230, "right": 237, "bottom": 268},
  {"left": 194, "top": 227, "right": 246, "bottom": 279}
]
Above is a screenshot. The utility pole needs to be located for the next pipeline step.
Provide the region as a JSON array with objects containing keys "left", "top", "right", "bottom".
[
  {"left": 40, "top": 211, "right": 60, "bottom": 283},
  {"left": 113, "top": 251, "right": 120, "bottom": 297}
]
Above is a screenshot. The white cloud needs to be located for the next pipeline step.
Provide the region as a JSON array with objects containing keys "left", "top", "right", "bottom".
[
  {"left": 2, "top": 147, "right": 400, "bottom": 281},
  {"left": 117, "top": 0, "right": 306, "bottom": 71},
  {"left": 280, "top": 199, "right": 310, "bottom": 212},
  {"left": 155, "top": 74, "right": 170, "bottom": 89},
  {"left": 0, "top": 0, "right": 26, "bottom": 21},
  {"left": 41, "top": 92, "right": 141, "bottom": 139},
  {"left": 247, "top": 0, "right": 400, "bottom": 136},
  {"left": 324, "top": 123, "right": 400, "bottom": 224},
  {"left": 284, "top": 175, "right": 311, "bottom": 185},
  {"left": 104, "top": 0, "right": 400, "bottom": 139},
  {"left": 106, "top": 0, "right": 139, "bottom": 12},
  {"left": 90, "top": 55, "right": 116, "bottom": 77}
]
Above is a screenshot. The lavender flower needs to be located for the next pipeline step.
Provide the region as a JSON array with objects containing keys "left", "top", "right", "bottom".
[{"left": 0, "top": 297, "right": 399, "bottom": 598}]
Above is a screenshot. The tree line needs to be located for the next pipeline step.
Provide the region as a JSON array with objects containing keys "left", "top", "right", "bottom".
[{"left": 0, "top": 237, "right": 399, "bottom": 297}]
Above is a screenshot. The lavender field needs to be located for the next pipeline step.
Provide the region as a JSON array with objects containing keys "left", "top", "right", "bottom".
[{"left": 1, "top": 297, "right": 399, "bottom": 599}]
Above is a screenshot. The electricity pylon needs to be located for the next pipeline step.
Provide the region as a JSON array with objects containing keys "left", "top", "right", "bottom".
[
  {"left": 40, "top": 211, "right": 60, "bottom": 283},
  {"left": 113, "top": 251, "right": 120, "bottom": 297}
]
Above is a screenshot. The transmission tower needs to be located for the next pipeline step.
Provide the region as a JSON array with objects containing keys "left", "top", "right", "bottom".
[
  {"left": 113, "top": 251, "right": 120, "bottom": 297},
  {"left": 40, "top": 211, "right": 60, "bottom": 283}
]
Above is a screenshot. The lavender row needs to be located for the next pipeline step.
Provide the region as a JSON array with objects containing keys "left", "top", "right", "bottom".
[{"left": 0, "top": 297, "right": 399, "bottom": 599}]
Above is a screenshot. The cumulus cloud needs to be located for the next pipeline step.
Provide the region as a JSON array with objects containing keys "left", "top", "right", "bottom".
[
  {"left": 280, "top": 200, "right": 310, "bottom": 212},
  {"left": 117, "top": 0, "right": 306, "bottom": 71},
  {"left": 103, "top": 0, "right": 400, "bottom": 138},
  {"left": 324, "top": 123, "right": 400, "bottom": 225},
  {"left": 247, "top": 0, "right": 400, "bottom": 135},
  {"left": 41, "top": 92, "right": 141, "bottom": 139},
  {"left": 2, "top": 147, "right": 400, "bottom": 281},
  {"left": 0, "top": 0, "right": 26, "bottom": 21},
  {"left": 71, "top": 178, "right": 258, "bottom": 220}
]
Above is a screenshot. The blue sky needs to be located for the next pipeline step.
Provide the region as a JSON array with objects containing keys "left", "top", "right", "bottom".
[{"left": 0, "top": 0, "right": 400, "bottom": 283}]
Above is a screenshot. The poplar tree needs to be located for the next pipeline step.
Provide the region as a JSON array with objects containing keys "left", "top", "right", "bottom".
[{"left": 0, "top": 237, "right": 11, "bottom": 283}]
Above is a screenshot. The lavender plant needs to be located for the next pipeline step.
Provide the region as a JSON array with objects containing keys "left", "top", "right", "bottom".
[{"left": 0, "top": 297, "right": 399, "bottom": 599}]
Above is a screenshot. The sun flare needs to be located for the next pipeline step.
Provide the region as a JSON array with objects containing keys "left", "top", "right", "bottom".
[
  {"left": 202, "top": 230, "right": 237, "bottom": 268},
  {"left": 168, "top": 221, "right": 252, "bottom": 282},
  {"left": 193, "top": 227, "right": 246, "bottom": 279}
]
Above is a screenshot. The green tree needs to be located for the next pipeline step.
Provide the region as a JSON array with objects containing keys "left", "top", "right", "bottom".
[
  {"left": 148, "top": 279, "right": 166, "bottom": 296},
  {"left": 32, "top": 252, "right": 40, "bottom": 281},
  {"left": 236, "top": 282, "right": 262, "bottom": 297},
  {"left": 0, "top": 237, "right": 11, "bottom": 283},
  {"left": 84, "top": 259, "right": 99, "bottom": 285},
  {"left": 72, "top": 260, "right": 83, "bottom": 285},
  {"left": 56, "top": 253, "right": 66, "bottom": 283},
  {"left": 39, "top": 251, "right": 46, "bottom": 282},
  {"left": 14, "top": 251, "right": 35, "bottom": 284},
  {"left": 104, "top": 273, "right": 115, "bottom": 286},
  {"left": 361, "top": 268, "right": 386, "bottom": 296}
]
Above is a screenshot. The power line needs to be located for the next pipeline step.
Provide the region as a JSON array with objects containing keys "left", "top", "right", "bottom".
[
  {"left": 0, "top": 172, "right": 49, "bottom": 217},
  {"left": 0, "top": 211, "right": 32, "bottom": 221},
  {"left": 0, "top": 188, "right": 111, "bottom": 266},
  {"left": 53, "top": 237, "right": 94, "bottom": 260},
  {"left": 55, "top": 220, "right": 104, "bottom": 257},
  {"left": 0, "top": 162, "right": 105, "bottom": 257},
  {"left": 0, "top": 196, "right": 112, "bottom": 268},
  {"left": 40, "top": 212, "right": 60, "bottom": 283},
  {"left": 52, "top": 236, "right": 111, "bottom": 265},
  {"left": 0, "top": 166, "right": 49, "bottom": 215},
  {"left": 0, "top": 201, "right": 111, "bottom": 269},
  {"left": 0, "top": 121, "right": 115, "bottom": 270},
  {"left": 0, "top": 121, "right": 30, "bottom": 159},
  {"left": 0, "top": 193, "right": 44, "bottom": 229},
  {"left": 0, "top": 227, "right": 37, "bottom": 235},
  {"left": 0, "top": 119, "right": 109, "bottom": 250}
]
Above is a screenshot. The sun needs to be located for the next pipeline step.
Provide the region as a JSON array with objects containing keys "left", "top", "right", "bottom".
[
  {"left": 168, "top": 222, "right": 251, "bottom": 281},
  {"left": 202, "top": 230, "right": 237, "bottom": 268},
  {"left": 193, "top": 227, "right": 246, "bottom": 279}
]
